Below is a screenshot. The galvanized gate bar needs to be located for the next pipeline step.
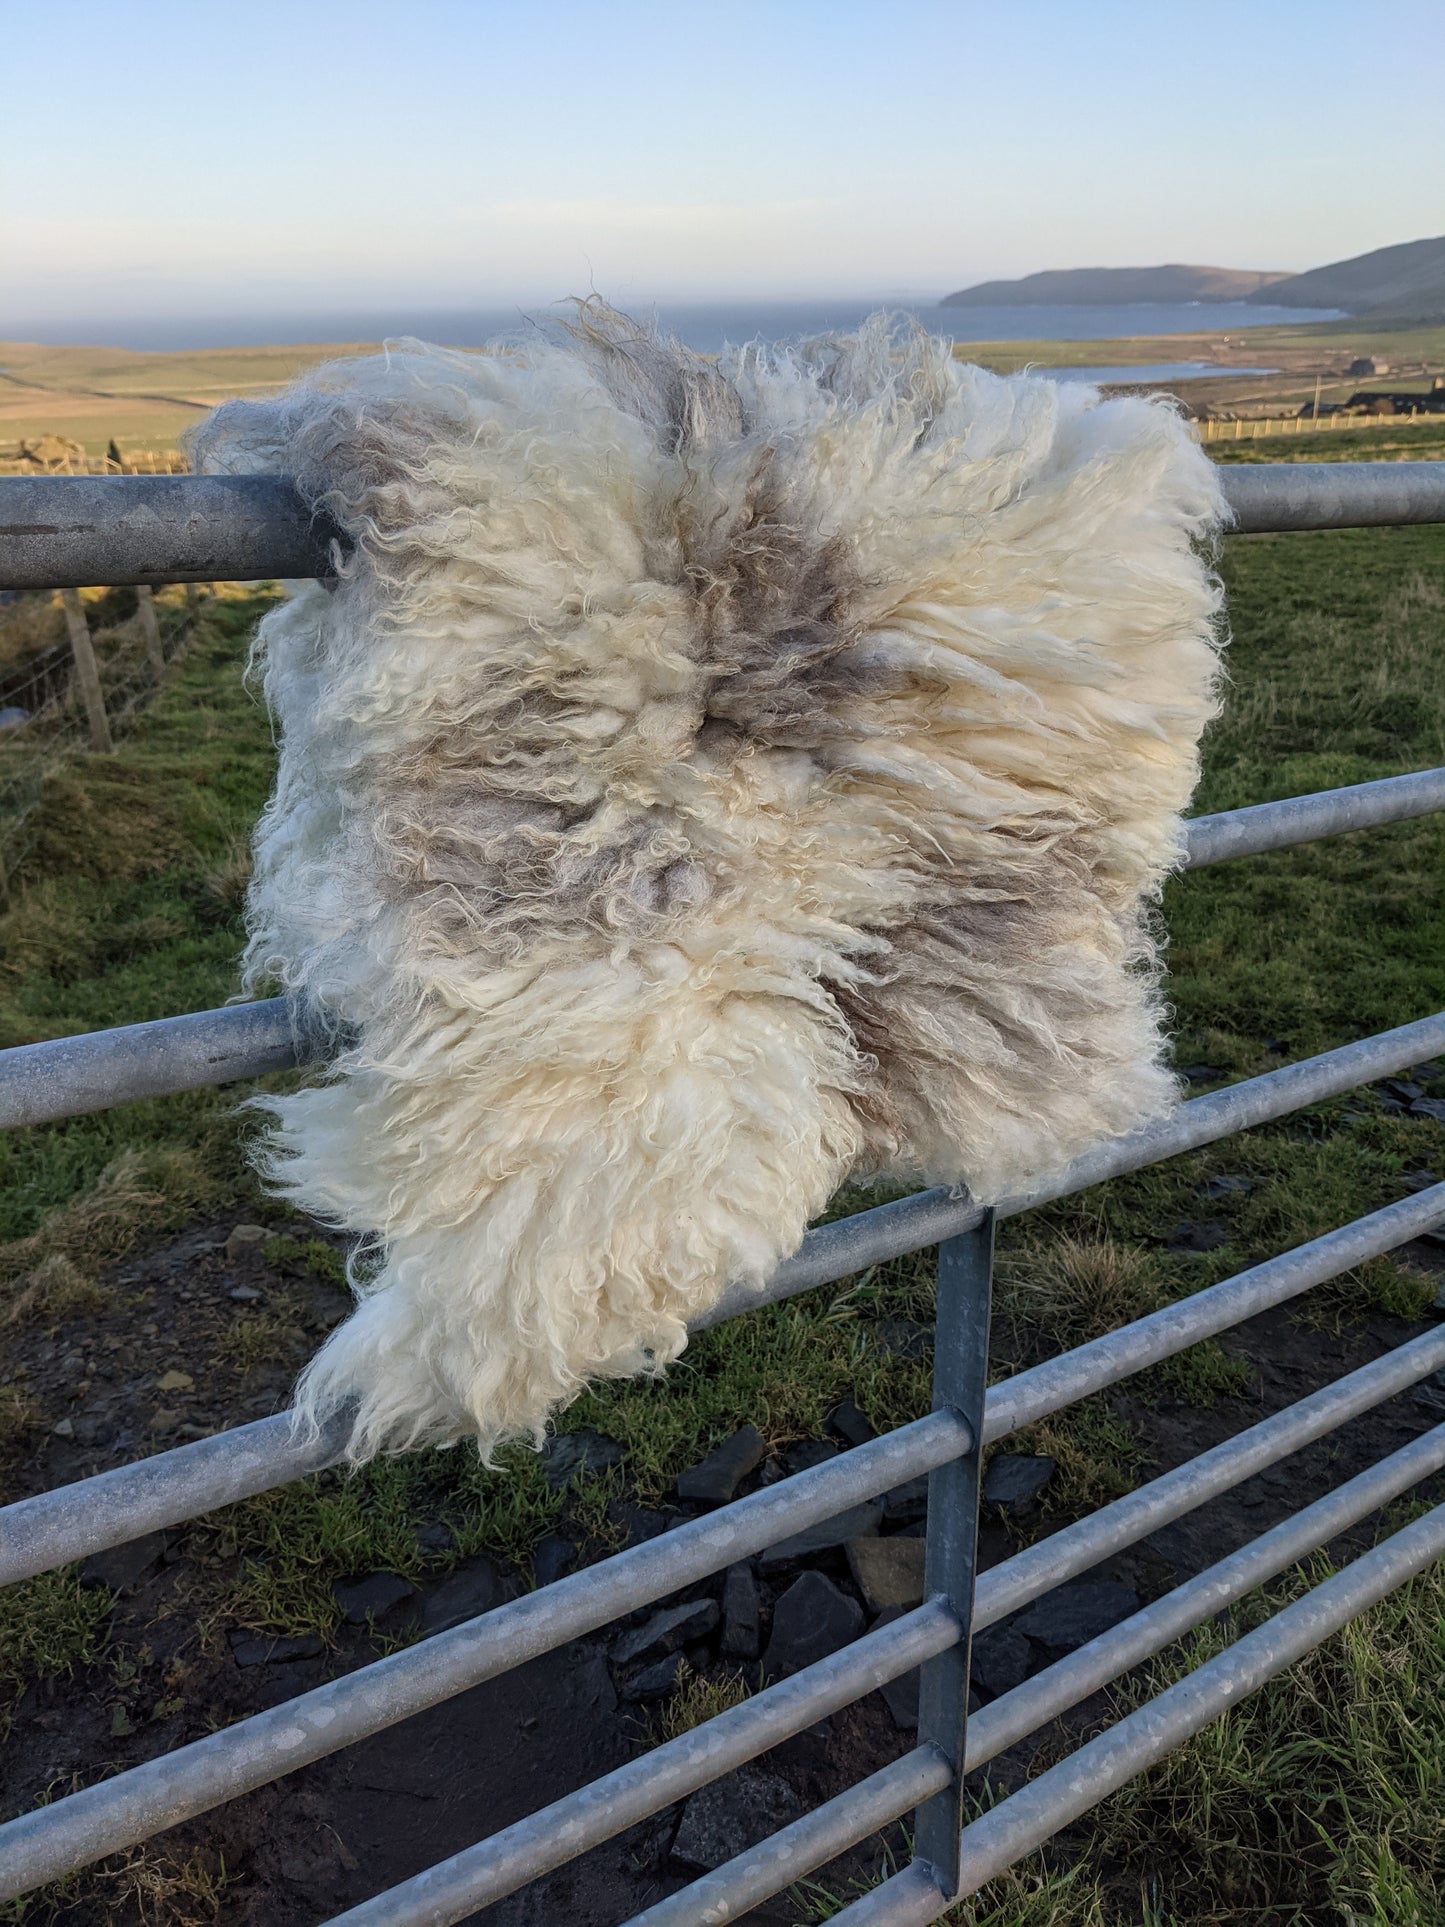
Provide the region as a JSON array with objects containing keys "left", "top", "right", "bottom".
[
  {"left": 4, "top": 462, "right": 1445, "bottom": 592},
  {"left": 720, "top": 1009, "right": 1445, "bottom": 1326},
  {"left": 320, "top": 1605, "right": 959, "bottom": 1927},
  {"left": 971, "top": 1326, "right": 1445, "bottom": 1632},
  {"left": 630, "top": 1423, "right": 1445, "bottom": 1927},
  {"left": 913, "top": 1215, "right": 994, "bottom": 1894},
  {"left": 11, "top": 1319, "right": 1429, "bottom": 1910},
  {"left": 3, "top": 770, "right": 1440, "bottom": 1131},
  {"left": 624, "top": 1750, "right": 953, "bottom": 1927},
  {"left": 5, "top": 1070, "right": 1441, "bottom": 1593},
  {"left": 965, "top": 1422, "right": 1445, "bottom": 1770},
  {"left": 1183, "top": 766, "right": 1445, "bottom": 868},
  {"left": 830, "top": 1501, "right": 1445, "bottom": 1925},
  {"left": 2, "top": 456, "right": 1443, "bottom": 1920},
  {"left": 318, "top": 1332, "right": 1445, "bottom": 1927},
  {"left": 0, "top": 999, "right": 307, "bottom": 1130},
  {"left": 982, "top": 1180, "right": 1445, "bottom": 1444},
  {"left": 0, "top": 475, "right": 343, "bottom": 589},
  {"left": 1220, "top": 460, "right": 1445, "bottom": 533},
  {"left": 0, "top": 1412, "right": 969, "bottom": 1900}
]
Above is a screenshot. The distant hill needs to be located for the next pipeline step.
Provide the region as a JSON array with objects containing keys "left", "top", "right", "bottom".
[
  {"left": 1245, "top": 234, "right": 1445, "bottom": 323},
  {"left": 939, "top": 264, "right": 1290, "bottom": 307}
]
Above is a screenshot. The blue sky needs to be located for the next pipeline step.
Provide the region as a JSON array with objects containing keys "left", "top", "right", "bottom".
[{"left": 4, "top": 0, "right": 1443, "bottom": 328}]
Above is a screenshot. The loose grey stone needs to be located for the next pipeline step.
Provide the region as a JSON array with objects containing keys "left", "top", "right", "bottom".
[
  {"left": 414, "top": 1521, "right": 456, "bottom": 1558},
  {"left": 868, "top": 1320, "right": 932, "bottom": 1361},
  {"left": 420, "top": 1557, "right": 504, "bottom": 1634},
  {"left": 672, "top": 1766, "right": 805, "bottom": 1872},
  {"left": 1167, "top": 1221, "right": 1230, "bottom": 1254},
  {"left": 332, "top": 1571, "right": 415, "bottom": 1625},
  {"left": 227, "top": 1283, "right": 264, "bottom": 1303},
  {"left": 70, "top": 1413, "right": 114, "bottom": 1449},
  {"left": 225, "top": 1224, "right": 270, "bottom": 1261},
  {"left": 1012, "top": 1580, "right": 1140, "bottom": 1655},
  {"left": 982, "top": 1454, "right": 1057, "bottom": 1513},
  {"left": 621, "top": 1651, "right": 688, "bottom": 1702},
  {"left": 758, "top": 1500, "right": 882, "bottom": 1569},
  {"left": 783, "top": 1438, "right": 838, "bottom": 1475},
  {"left": 79, "top": 1530, "right": 167, "bottom": 1593},
  {"left": 879, "top": 1666, "right": 920, "bottom": 1731},
  {"left": 881, "top": 1474, "right": 929, "bottom": 1526},
  {"left": 675, "top": 1424, "right": 767, "bottom": 1504},
  {"left": 49, "top": 1418, "right": 75, "bottom": 1441},
  {"left": 1414, "top": 1098, "right": 1445, "bottom": 1123},
  {"left": 720, "top": 1563, "right": 760, "bottom": 1660},
  {"left": 229, "top": 1631, "right": 324, "bottom": 1667},
  {"left": 533, "top": 1534, "right": 576, "bottom": 1588},
  {"left": 969, "top": 1624, "right": 1032, "bottom": 1699},
  {"left": 1203, "top": 1174, "right": 1256, "bottom": 1201},
  {"left": 826, "top": 1400, "right": 876, "bottom": 1447},
  {"left": 763, "top": 1571, "right": 863, "bottom": 1676},
  {"left": 542, "top": 1430, "right": 624, "bottom": 1490},
  {"left": 613, "top": 1597, "right": 719, "bottom": 1667},
  {"left": 846, "top": 1536, "right": 925, "bottom": 1615}
]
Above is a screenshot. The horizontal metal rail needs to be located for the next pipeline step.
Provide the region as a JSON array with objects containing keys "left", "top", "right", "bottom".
[
  {"left": 7, "top": 1326, "right": 1439, "bottom": 1904},
  {"left": 323, "top": 1338, "right": 1445, "bottom": 1927},
  {"left": 4, "top": 767, "right": 1440, "bottom": 1134},
  {"left": 0, "top": 475, "right": 341, "bottom": 589},
  {"left": 0, "top": 1413, "right": 967, "bottom": 1900},
  {"left": 831, "top": 1499, "right": 1445, "bottom": 1924},
  {"left": 294, "top": 1333, "right": 1445, "bottom": 1927},
  {"left": 1218, "top": 460, "right": 1445, "bottom": 534},
  {"left": 322, "top": 1607, "right": 959, "bottom": 1927},
  {"left": 5, "top": 1029, "right": 1441, "bottom": 1592},
  {"left": 1183, "top": 767, "right": 1445, "bottom": 868},
  {"left": 632, "top": 1422, "right": 1445, "bottom": 1927},
  {"left": 971, "top": 1325, "right": 1445, "bottom": 1633},
  {"left": 982, "top": 1179, "right": 1445, "bottom": 1444},
  {"left": 4, "top": 463, "right": 1445, "bottom": 591},
  {"left": 624, "top": 1749, "right": 954, "bottom": 1927},
  {"left": 2, "top": 1035, "right": 1437, "bottom": 1596}
]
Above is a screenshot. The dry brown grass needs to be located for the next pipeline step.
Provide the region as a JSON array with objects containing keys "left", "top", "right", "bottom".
[
  {"left": 0, "top": 1147, "right": 224, "bottom": 1327},
  {"left": 995, "top": 1233, "right": 1166, "bottom": 1351}
]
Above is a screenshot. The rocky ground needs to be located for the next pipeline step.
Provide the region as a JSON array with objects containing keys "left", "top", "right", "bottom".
[{"left": 3, "top": 1183, "right": 1443, "bottom": 1924}]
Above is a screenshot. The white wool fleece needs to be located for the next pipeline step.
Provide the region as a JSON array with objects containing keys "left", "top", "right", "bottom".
[{"left": 191, "top": 306, "right": 1225, "bottom": 1463}]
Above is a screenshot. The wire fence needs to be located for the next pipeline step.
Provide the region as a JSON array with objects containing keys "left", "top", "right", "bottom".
[
  {"left": 0, "top": 463, "right": 1442, "bottom": 1923},
  {"left": 0, "top": 584, "right": 201, "bottom": 889}
]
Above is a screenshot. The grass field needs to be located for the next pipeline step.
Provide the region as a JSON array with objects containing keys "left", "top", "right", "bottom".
[{"left": 0, "top": 439, "right": 1442, "bottom": 1922}]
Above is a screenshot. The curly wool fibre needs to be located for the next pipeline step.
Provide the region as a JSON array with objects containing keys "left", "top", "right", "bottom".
[{"left": 193, "top": 309, "right": 1225, "bottom": 1463}]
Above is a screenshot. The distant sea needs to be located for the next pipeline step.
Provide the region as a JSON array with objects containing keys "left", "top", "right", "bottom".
[{"left": 10, "top": 298, "right": 1342, "bottom": 360}]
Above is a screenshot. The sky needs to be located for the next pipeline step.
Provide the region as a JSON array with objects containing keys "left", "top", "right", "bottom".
[{"left": 3, "top": 0, "right": 1443, "bottom": 332}]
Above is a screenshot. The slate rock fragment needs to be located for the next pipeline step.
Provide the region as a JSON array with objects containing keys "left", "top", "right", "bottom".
[
  {"left": 763, "top": 1571, "right": 863, "bottom": 1675},
  {"left": 612, "top": 1597, "right": 719, "bottom": 1667},
  {"left": 720, "top": 1562, "right": 761, "bottom": 1660},
  {"left": 1012, "top": 1580, "right": 1140, "bottom": 1655},
  {"left": 675, "top": 1424, "right": 767, "bottom": 1504},
  {"left": 982, "top": 1454, "right": 1057, "bottom": 1514}
]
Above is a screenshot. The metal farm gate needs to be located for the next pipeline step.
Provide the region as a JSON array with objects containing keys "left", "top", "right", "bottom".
[{"left": 0, "top": 461, "right": 1443, "bottom": 1924}]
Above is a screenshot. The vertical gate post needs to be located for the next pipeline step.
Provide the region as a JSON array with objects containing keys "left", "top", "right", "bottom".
[
  {"left": 58, "top": 588, "right": 114, "bottom": 754},
  {"left": 913, "top": 1207, "right": 995, "bottom": 1895},
  {"left": 136, "top": 585, "right": 165, "bottom": 677}
]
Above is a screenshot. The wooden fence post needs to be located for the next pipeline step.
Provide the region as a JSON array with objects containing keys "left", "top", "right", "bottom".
[
  {"left": 135, "top": 585, "right": 166, "bottom": 677},
  {"left": 59, "top": 589, "right": 114, "bottom": 754},
  {"left": 185, "top": 582, "right": 201, "bottom": 621}
]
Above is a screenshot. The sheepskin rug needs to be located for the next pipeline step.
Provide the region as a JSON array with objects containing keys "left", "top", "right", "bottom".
[{"left": 193, "top": 305, "right": 1225, "bottom": 1463}]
